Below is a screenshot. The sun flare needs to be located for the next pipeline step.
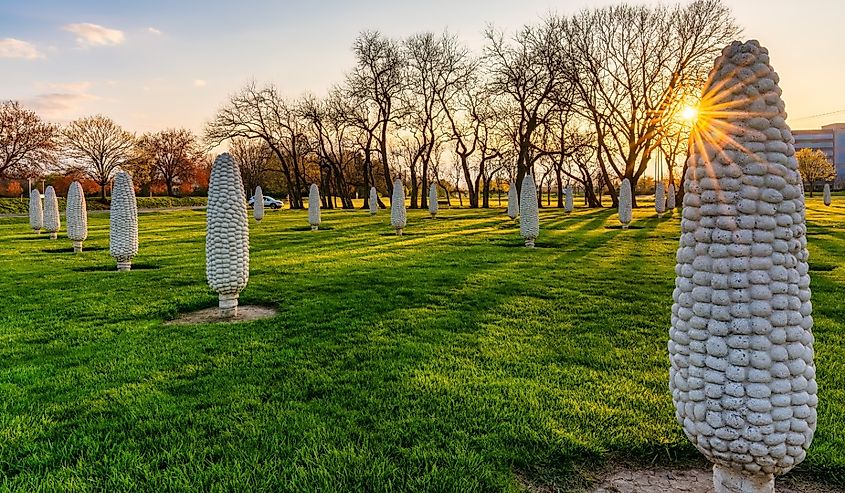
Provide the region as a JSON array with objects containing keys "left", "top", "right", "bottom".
[{"left": 681, "top": 105, "right": 698, "bottom": 122}]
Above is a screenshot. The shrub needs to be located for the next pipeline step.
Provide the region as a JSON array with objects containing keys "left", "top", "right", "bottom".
[
  {"left": 109, "top": 171, "right": 138, "bottom": 271},
  {"left": 519, "top": 173, "right": 539, "bottom": 247},
  {"left": 669, "top": 40, "right": 815, "bottom": 492},
  {"left": 66, "top": 181, "right": 88, "bottom": 252},
  {"left": 206, "top": 153, "right": 249, "bottom": 317}
]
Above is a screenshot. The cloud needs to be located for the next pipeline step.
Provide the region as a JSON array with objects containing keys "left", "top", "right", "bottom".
[
  {"left": 36, "top": 81, "right": 93, "bottom": 93},
  {"left": 0, "top": 38, "right": 43, "bottom": 59},
  {"left": 193, "top": 79, "right": 207, "bottom": 87},
  {"left": 147, "top": 27, "right": 163, "bottom": 36},
  {"left": 63, "top": 23, "right": 125, "bottom": 47},
  {"left": 25, "top": 93, "right": 98, "bottom": 119}
]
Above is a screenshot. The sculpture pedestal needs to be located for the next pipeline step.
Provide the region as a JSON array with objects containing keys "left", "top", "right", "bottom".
[
  {"left": 72, "top": 241, "right": 83, "bottom": 253},
  {"left": 117, "top": 260, "right": 131, "bottom": 272},
  {"left": 311, "top": 225, "right": 318, "bottom": 231},
  {"left": 714, "top": 465, "right": 774, "bottom": 493},
  {"left": 33, "top": 229, "right": 41, "bottom": 234},
  {"left": 219, "top": 294, "right": 239, "bottom": 318},
  {"left": 525, "top": 238, "right": 535, "bottom": 248},
  {"left": 49, "top": 232, "right": 57, "bottom": 240},
  {"left": 396, "top": 228, "right": 403, "bottom": 236}
]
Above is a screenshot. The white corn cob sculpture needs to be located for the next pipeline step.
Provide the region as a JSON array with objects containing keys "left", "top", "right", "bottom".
[
  {"left": 655, "top": 182, "right": 666, "bottom": 218},
  {"left": 253, "top": 186, "right": 264, "bottom": 221},
  {"left": 66, "top": 181, "right": 88, "bottom": 252},
  {"left": 519, "top": 173, "right": 539, "bottom": 247},
  {"left": 428, "top": 182, "right": 438, "bottom": 218},
  {"left": 390, "top": 178, "right": 406, "bottom": 235},
  {"left": 206, "top": 153, "right": 250, "bottom": 317},
  {"left": 823, "top": 184, "right": 831, "bottom": 206},
  {"left": 369, "top": 186, "right": 378, "bottom": 215},
  {"left": 109, "top": 171, "right": 138, "bottom": 271},
  {"left": 507, "top": 184, "right": 518, "bottom": 220},
  {"left": 668, "top": 183, "right": 677, "bottom": 210},
  {"left": 670, "top": 40, "right": 816, "bottom": 493},
  {"left": 564, "top": 186, "right": 573, "bottom": 214},
  {"left": 618, "top": 179, "right": 633, "bottom": 229},
  {"left": 29, "top": 189, "right": 42, "bottom": 233},
  {"left": 43, "top": 186, "right": 60, "bottom": 239},
  {"left": 308, "top": 183, "right": 321, "bottom": 230}
]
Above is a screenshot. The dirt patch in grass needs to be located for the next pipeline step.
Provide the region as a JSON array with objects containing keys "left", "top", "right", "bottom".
[
  {"left": 166, "top": 305, "right": 278, "bottom": 325},
  {"left": 519, "top": 466, "right": 842, "bottom": 493}
]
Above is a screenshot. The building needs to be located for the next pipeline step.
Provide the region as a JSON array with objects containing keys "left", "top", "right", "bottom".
[{"left": 792, "top": 123, "right": 845, "bottom": 186}]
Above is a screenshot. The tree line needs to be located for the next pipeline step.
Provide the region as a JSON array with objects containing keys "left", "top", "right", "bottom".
[{"left": 1, "top": 0, "right": 738, "bottom": 208}]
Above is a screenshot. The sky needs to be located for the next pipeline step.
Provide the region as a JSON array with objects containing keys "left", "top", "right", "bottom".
[{"left": 1, "top": 0, "right": 843, "bottom": 135}]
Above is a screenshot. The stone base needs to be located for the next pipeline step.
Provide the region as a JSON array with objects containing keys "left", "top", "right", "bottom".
[
  {"left": 311, "top": 225, "right": 318, "bottom": 231},
  {"left": 713, "top": 465, "right": 774, "bottom": 493},
  {"left": 218, "top": 293, "right": 239, "bottom": 318},
  {"left": 430, "top": 213, "right": 436, "bottom": 218},
  {"left": 396, "top": 228, "right": 403, "bottom": 236},
  {"left": 49, "top": 232, "right": 57, "bottom": 240},
  {"left": 657, "top": 212, "right": 664, "bottom": 218},
  {"left": 33, "top": 228, "right": 41, "bottom": 234},
  {"left": 116, "top": 260, "right": 132, "bottom": 272},
  {"left": 622, "top": 224, "right": 629, "bottom": 230},
  {"left": 525, "top": 237, "right": 536, "bottom": 248},
  {"left": 72, "top": 240, "right": 83, "bottom": 253}
]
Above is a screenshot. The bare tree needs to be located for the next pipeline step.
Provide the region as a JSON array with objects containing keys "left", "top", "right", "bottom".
[
  {"left": 136, "top": 128, "right": 203, "bottom": 196},
  {"left": 566, "top": 0, "right": 739, "bottom": 206},
  {"left": 229, "top": 138, "right": 274, "bottom": 195},
  {"left": 62, "top": 115, "right": 135, "bottom": 199},
  {"left": 348, "top": 31, "right": 406, "bottom": 197},
  {"left": 205, "top": 82, "right": 309, "bottom": 208},
  {"left": 0, "top": 101, "right": 59, "bottom": 179}
]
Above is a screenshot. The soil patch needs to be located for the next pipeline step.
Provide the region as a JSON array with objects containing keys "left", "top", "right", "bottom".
[{"left": 167, "top": 305, "right": 278, "bottom": 325}]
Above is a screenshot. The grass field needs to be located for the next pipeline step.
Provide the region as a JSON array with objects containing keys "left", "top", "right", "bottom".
[
  {"left": 0, "top": 198, "right": 843, "bottom": 492},
  {"left": 0, "top": 196, "right": 207, "bottom": 214}
]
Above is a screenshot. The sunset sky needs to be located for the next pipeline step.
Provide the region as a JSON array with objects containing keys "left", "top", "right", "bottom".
[{"left": 1, "top": 0, "right": 842, "bottom": 134}]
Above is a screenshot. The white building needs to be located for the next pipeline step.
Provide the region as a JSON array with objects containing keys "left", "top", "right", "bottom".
[{"left": 792, "top": 122, "right": 845, "bottom": 185}]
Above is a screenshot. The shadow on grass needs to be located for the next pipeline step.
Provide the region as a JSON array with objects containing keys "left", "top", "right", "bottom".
[
  {"left": 72, "top": 263, "right": 161, "bottom": 272},
  {"left": 42, "top": 246, "right": 107, "bottom": 253},
  {"left": 605, "top": 225, "right": 645, "bottom": 230},
  {"left": 283, "top": 226, "right": 336, "bottom": 232}
]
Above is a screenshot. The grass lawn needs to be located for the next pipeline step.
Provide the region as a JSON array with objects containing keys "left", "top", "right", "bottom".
[{"left": 0, "top": 197, "right": 843, "bottom": 492}]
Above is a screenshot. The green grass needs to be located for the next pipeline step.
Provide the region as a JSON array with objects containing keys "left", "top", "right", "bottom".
[
  {"left": 0, "top": 198, "right": 843, "bottom": 492},
  {"left": 0, "top": 196, "right": 207, "bottom": 214}
]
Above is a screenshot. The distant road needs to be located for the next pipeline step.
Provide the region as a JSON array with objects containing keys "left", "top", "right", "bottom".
[{"left": 0, "top": 206, "right": 206, "bottom": 218}]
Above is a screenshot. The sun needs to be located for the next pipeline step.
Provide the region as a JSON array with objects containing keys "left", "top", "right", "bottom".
[{"left": 681, "top": 105, "right": 699, "bottom": 122}]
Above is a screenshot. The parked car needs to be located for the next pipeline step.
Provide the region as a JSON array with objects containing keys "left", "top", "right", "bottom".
[{"left": 248, "top": 195, "right": 284, "bottom": 209}]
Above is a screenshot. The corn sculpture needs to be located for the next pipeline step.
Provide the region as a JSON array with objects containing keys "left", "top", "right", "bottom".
[
  {"left": 669, "top": 40, "right": 816, "bottom": 493},
  {"left": 390, "top": 179, "right": 406, "bottom": 235},
  {"left": 66, "top": 181, "right": 88, "bottom": 253},
  {"left": 109, "top": 171, "right": 138, "bottom": 271},
  {"left": 668, "top": 183, "right": 677, "bottom": 210},
  {"left": 253, "top": 186, "right": 264, "bottom": 221},
  {"left": 823, "top": 184, "right": 831, "bottom": 207},
  {"left": 656, "top": 182, "right": 666, "bottom": 218},
  {"left": 564, "top": 186, "right": 573, "bottom": 214},
  {"left": 43, "top": 186, "right": 60, "bottom": 239},
  {"left": 507, "top": 184, "right": 518, "bottom": 220},
  {"left": 519, "top": 172, "right": 539, "bottom": 247},
  {"left": 29, "top": 189, "right": 42, "bottom": 233},
  {"left": 428, "top": 183, "right": 438, "bottom": 218},
  {"left": 308, "top": 183, "right": 321, "bottom": 231},
  {"left": 369, "top": 186, "right": 378, "bottom": 215},
  {"left": 618, "top": 178, "right": 632, "bottom": 229},
  {"left": 206, "top": 153, "right": 249, "bottom": 317}
]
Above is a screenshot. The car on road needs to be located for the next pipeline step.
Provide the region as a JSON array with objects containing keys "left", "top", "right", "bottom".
[{"left": 248, "top": 195, "right": 284, "bottom": 209}]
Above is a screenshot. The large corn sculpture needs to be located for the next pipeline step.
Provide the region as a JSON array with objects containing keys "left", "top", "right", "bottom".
[
  {"left": 308, "top": 184, "right": 321, "bottom": 230},
  {"left": 369, "top": 187, "right": 378, "bottom": 215},
  {"left": 390, "top": 179, "right": 406, "bottom": 235},
  {"left": 507, "top": 184, "right": 518, "bottom": 220},
  {"left": 206, "top": 153, "right": 250, "bottom": 317},
  {"left": 66, "top": 181, "right": 88, "bottom": 253},
  {"left": 618, "top": 179, "right": 632, "bottom": 228},
  {"left": 656, "top": 182, "right": 666, "bottom": 218},
  {"left": 823, "top": 184, "right": 831, "bottom": 207},
  {"left": 669, "top": 40, "right": 816, "bottom": 493},
  {"left": 29, "top": 189, "right": 42, "bottom": 233},
  {"left": 109, "top": 171, "right": 139, "bottom": 271},
  {"left": 428, "top": 183, "right": 438, "bottom": 218},
  {"left": 254, "top": 186, "right": 264, "bottom": 221},
  {"left": 519, "top": 173, "right": 539, "bottom": 247},
  {"left": 43, "top": 186, "right": 60, "bottom": 239}
]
